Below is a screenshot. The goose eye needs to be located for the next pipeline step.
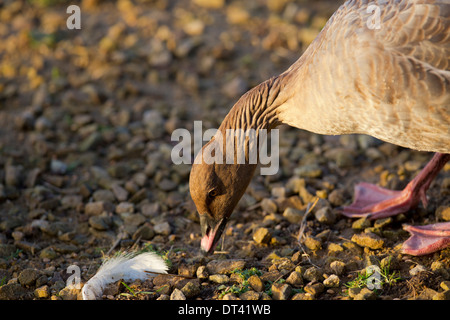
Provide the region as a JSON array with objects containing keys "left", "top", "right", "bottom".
[{"left": 208, "top": 189, "right": 218, "bottom": 198}]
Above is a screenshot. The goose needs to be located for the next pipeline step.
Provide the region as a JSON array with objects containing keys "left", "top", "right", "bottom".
[{"left": 189, "top": 0, "right": 450, "bottom": 256}]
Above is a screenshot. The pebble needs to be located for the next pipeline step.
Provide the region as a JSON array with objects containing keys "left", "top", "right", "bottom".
[
  {"left": 93, "top": 189, "right": 115, "bottom": 202},
  {"left": 18, "top": 268, "right": 41, "bottom": 286},
  {"left": 170, "top": 288, "right": 186, "bottom": 300},
  {"left": 115, "top": 202, "right": 134, "bottom": 214},
  {"left": 294, "top": 163, "right": 322, "bottom": 178},
  {"left": 323, "top": 274, "right": 340, "bottom": 288},
  {"left": 239, "top": 290, "right": 260, "bottom": 300},
  {"left": 328, "top": 189, "right": 346, "bottom": 206},
  {"left": 286, "top": 271, "right": 303, "bottom": 287},
  {"left": 85, "top": 201, "right": 115, "bottom": 216},
  {"left": 271, "top": 283, "right": 292, "bottom": 300},
  {"left": 132, "top": 223, "right": 155, "bottom": 240},
  {"left": 351, "top": 232, "right": 384, "bottom": 250},
  {"left": 196, "top": 266, "right": 209, "bottom": 279},
  {"left": 436, "top": 206, "right": 450, "bottom": 221},
  {"left": 192, "top": 0, "right": 224, "bottom": 9},
  {"left": 34, "top": 285, "right": 50, "bottom": 299},
  {"left": 329, "top": 261, "right": 346, "bottom": 275},
  {"left": 5, "top": 164, "right": 22, "bottom": 187},
  {"left": 89, "top": 215, "right": 111, "bottom": 231},
  {"left": 260, "top": 198, "right": 277, "bottom": 214},
  {"left": 0, "top": 283, "right": 28, "bottom": 300},
  {"left": 303, "top": 267, "right": 324, "bottom": 282},
  {"left": 314, "top": 206, "right": 335, "bottom": 225},
  {"left": 304, "top": 236, "right": 322, "bottom": 251},
  {"left": 352, "top": 217, "right": 371, "bottom": 230},
  {"left": 282, "top": 207, "right": 304, "bottom": 224},
  {"left": 206, "top": 259, "right": 246, "bottom": 275},
  {"left": 410, "top": 264, "right": 427, "bottom": 276},
  {"left": 248, "top": 275, "right": 264, "bottom": 292},
  {"left": 181, "top": 281, "right": 201, "bottom": 299},
  {"left": 432, "top": 290, "right": 450, "bottom": 300},
  {"left": 209, "top": 274, "right": 229, "bottom": 284},
  {"left": 153, "top": 221, "right": 171, "bottom": 235},
  {"left": 441, "top": 281, "right": 450, "bottom": 291},
  {"left": 353, "top": 288, "right": 376, "bottom": 300},
  {"left": 304, "top": 282, "right": 325, "bottom": 297},
  {"left": 253, "top": 227, "right": 272, "bottom": 244}
]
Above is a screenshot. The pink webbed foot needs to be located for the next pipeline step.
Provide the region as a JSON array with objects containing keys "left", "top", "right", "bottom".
[
  {"left": 402, "top": 222, "right": 450, "bottom": 256},
  {"left": 338, "top": 153, "right": 450, "bottom": 220},
  {"left": 338, "top": 182, "right": 422, "bottom": 220}
]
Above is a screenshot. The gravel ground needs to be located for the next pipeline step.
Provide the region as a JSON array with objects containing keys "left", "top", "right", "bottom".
[{"left": 0, "top": 0, "right": 449, "bottom": 301}]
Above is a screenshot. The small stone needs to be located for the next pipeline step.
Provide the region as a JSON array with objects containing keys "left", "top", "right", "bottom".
[
  {"left": 153, "top": 222, "right": 171, "bottom": 235},
  {"left": 192, "top": 0, "right": 224, "bottom": 9},
  {"left": 436, "top": 206, "right": 450, "bottom": 221},
  {"left": 441, "top": 281, "right": 450, "bottom": 291},
  {"left": 303, "top": 267, "right": 324, "bottom": 282},
  {"left": 291, "top": 292, "right": 314, "bottom": 300},
  {"left": 271, "top": 283, "right": 292, "bottom": 300},
  {"left": 158, "top": 179, "right": 177, "bottom": 191},
  {"left": 353, "top": 287, "right": 376, "bottom": 300},
  {"left": 410, "top": 264, "right": 427, "bottom": 276},
  {"left": 85, "top": 201, "right": 115, "bottom": 216},
  {"left": 222, "top": 293, "right": 239, "bottom": 300},
  {"left": 39, "top": 246, "right": 57, "bottom": 260},
  {"left": 328, "top": 243, "right": 344, "bottom": 255},
  {"left": 132, "top": 223, "right": 155, "bottom": 240},
  {"left": 352, "top": 217, "right": 371, "bottom": 230},
  {"left": 328, "top": 189, "right": 346, "bottom": 206},
  {"left": 248, "top": 275, "right": 264, "bottom": 292},
  {"left": 271, "top": 187, "right": 286, "bottom": 198},
  {"left": 111, "top": 184, "right": 129, "bottom": 202},
  {"left": 314, "top": 206, "right": 336, "bottom": 225},
  {"left": 432, "top": 290, "right": 450, "bottom": 300},
  {"left": 209, "top": 274, "right": 229, "bottom": 284},
  {"left": 373, "top": 217, "right": 393, "bottom": 229},
  {"left": 282, "top": 207, "right": 304, "bottom": 224},
  {"left": 50, "top": 159, "right": 67, "bottom": 175},
  {"left": 348, "top": 287, "right": 361, "bottom": 298},
  {"left": 239, "top": 290, "right": 260, "bottom": 300},
  {"left": 286, "top": 271, "right": 303, "bottom": 287},
  {"left": 116, "top": 202, "right": 134, "bottom": 214},
  {"left": 206, "top": 260, "right": 246, "bottom": 274},
  {"left": 261, "top": 198, "right": 277, "bottom": 213},
  {"left": 253, "top": 227, "right": 272, "bottom": 244},
  {"left": 304, "top": 236, "right": 322, "bottom": 251},
  {"left": 5, "top": 164, "right": 22, "bottom": 187},
  {"left": 0, "top": 283, "right": 28, "bottom": 300},
  {"left": 304, "top": 282, "right": 325, "bottom": 297},
  {"left": 18, "top": 268, "right": 41, "bottom": 286},
  {"left": 59, "top": 287, "right": 80, "bottom": 300},
  {"left": 181, "top": 281, "right": 201, "bottom": 299},
  {"left": 351, "top": 232, "right": 384, "bottom": 250},
  {"left": 170, "top": 288, "right": 186, "bottom": 300},
  {"left": 89, "top": 215, "right": 111, "bottom": 231},
  {"left": 330, "top": 261, "right": 346, "bottom": 275},
  {"left": 323, "top": 274, "right": 340, "bottom": 288},
  {"left": 196, "top": 266, "right": 209, "bottom": 279},
  {"left": 93, "top": 189, "right": 115, "bottom": 202},
  {"left": 34, "top": 285, "right": 50, "bottom": 299},
  {"left": 294, "top": 163, "right": 322, "bottom": 178}
]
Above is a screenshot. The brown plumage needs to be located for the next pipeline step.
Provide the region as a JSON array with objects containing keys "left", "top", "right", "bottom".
[{"left": 189, "top": 0, "right": 450, "bottom": 255}]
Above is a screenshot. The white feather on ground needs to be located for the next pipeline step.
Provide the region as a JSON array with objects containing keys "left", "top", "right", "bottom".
[{"left": 82, "top": 252, "right": 168, "bottom": 300}]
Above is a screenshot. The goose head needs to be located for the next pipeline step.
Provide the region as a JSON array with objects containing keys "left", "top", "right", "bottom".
[{"left": 189, "top": 138, "right": 257, "bottom": 253}]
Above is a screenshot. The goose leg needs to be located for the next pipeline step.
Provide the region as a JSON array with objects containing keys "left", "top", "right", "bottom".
[{"left": 339, "top": 153, "right": 450, "bottom": 220}]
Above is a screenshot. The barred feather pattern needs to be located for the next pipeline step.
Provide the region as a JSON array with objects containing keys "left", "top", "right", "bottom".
[{"left": 82, "top": 252, "right": 168, "bottom": 300}]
